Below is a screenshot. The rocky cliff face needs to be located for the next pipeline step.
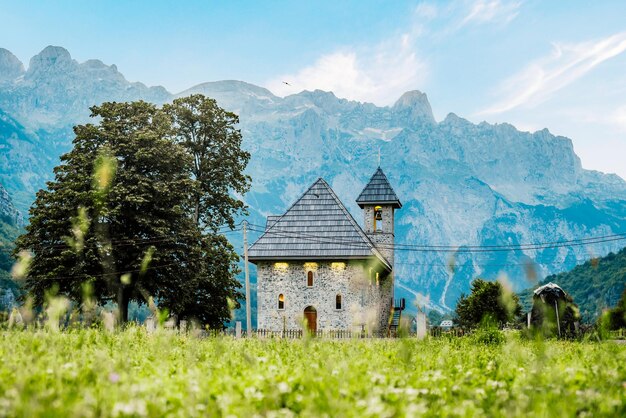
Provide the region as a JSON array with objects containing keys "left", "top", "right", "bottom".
[
  {"left": 0, "top": 48, "right": 24, "bottom": 82},
  {"left": 0, "top": 178, "right": 22, "bottom": 311},
  {"left": 0, "top": 108, "right": 56, "bottom": 212},
  {"left": 1, "top": 46, "right": 625, "bottom": 312},
  {"left": 0, "top": 182, "right": 21, "bottom": 227}
]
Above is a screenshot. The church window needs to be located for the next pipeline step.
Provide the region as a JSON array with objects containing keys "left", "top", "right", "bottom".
[
  {"left": 374, "top": 206, "right": 383, "bottom": 231},
  {"left": 336, "top": 294, "right": 342, "bottom": 310},
  {"left": 278, "top": 294, "right": 285, "bottom": 310},
  {"left": 307, "top": 271, "right": 314, "bottom": 287}
]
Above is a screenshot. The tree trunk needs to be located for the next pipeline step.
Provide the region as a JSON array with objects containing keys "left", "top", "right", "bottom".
[
  {"left": 194, "top": 198, "right": 200, "bottom": 226},
  {"left": 117, "top": 286, "right": 130, "bottom": 324}
]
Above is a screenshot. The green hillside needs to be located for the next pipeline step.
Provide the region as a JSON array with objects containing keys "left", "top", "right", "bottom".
[
  {"left": 520, "top": 247, "right": 626, "bottom": 323},
  {"left": 0, "top": 218, "right": 21, "bottom": 310}
]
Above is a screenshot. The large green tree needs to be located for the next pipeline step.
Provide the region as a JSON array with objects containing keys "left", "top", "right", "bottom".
[
  {"left": 163, "top": 95, "right": 249, "bottom": 325},
  {"left": 14, "top": 100, "right": 244, "bottom": 326},
  {"left": 455, "top": 278, "right": 523, "bottom": 329}
]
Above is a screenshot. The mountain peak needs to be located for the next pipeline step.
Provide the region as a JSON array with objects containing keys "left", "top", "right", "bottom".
[
  {"left": 300, "top": 89, "right": 338, "bottom": 100},
  {"left": 394, "top": 90, "right": 428, "bottom": 106},
  {"left": 32, "top": 45, "right": 72, "bottom": 63},
  {"left": 178, "top": 80, "right": 277, "bottom": 101},
  {"left": 393, "top": 90, "right": 435, "bottom": 124},
  {"left": 26, "top": 46, "right": 76, "bottom": 77},
  {"left": 442, "top": 112, "right": 470, "bottom": 126},
  {"left": 0, "top": 48, "right": 25, "bottom": 81}
]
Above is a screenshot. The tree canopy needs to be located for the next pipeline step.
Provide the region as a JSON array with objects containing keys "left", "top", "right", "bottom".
[
  {"left": 164, "top": 95, "right": 250, "bottom": 230},
  {"left": 605, "top": 287, "right": 626, "bottom": 330},
  {"left": 13, "top": 97, "right": 248, "bottom": 327},
  {"left": 455, "top": 278, "right": 522, "bottom": 329}
]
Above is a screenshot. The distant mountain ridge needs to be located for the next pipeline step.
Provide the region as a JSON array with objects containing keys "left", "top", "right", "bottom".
[
  {"left": 0, "top": 46, "right": 169, "bottom": 130},
  {"left": 1, "top": 46, "right": 626, "bottom": 314}
]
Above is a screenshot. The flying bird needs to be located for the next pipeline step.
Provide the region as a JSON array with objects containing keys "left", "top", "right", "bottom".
[{"left": 282, "top": 81, "right": 291, "bottom": 86}]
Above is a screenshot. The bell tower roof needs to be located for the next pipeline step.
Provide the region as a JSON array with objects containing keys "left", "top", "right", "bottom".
[{"left": 356, "top": 167, "right": 402, "bottom": 209}]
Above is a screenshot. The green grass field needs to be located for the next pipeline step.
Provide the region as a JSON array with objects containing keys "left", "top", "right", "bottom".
[{"left": 1, "top": 328, "right": 625, "bottom": 417}]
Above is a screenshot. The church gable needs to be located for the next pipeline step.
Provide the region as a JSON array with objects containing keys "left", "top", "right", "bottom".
[{"left": 248, "top": 178, "right": 390, "bottom": 270}]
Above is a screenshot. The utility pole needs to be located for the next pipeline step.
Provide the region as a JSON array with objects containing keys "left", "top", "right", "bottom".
[
  {"left": 243, "top": 220, "right": 251, "bottom": 337},
  {"left": 554, "top": 300, "right": 561, "bottom": 338}
]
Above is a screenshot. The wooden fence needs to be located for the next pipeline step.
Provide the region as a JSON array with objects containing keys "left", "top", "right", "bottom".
[
  {"left": 203, "top": 329, "right": 375, "bottom": 339},
  {"left": 427, "top": 327, "right": 466, "bottom": 338},
  {"left": 198, "top": 327, "right": 469, "bottom": 339}
]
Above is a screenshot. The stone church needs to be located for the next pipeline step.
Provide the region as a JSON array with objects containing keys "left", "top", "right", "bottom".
[{"left": 248, "top": 168, "right": 403, "bottom": 334}]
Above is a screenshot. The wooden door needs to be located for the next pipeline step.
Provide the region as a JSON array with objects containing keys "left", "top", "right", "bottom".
[{"left": 304, "top": 306, "right": 317, "bottom": 333}]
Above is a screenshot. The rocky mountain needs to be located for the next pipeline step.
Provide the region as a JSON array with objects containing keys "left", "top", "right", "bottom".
[
  {"left": 0, "top": 48, "right": 24, "bottom": 82},
  {"left": 0, "top": 183, "right": 22, "bottom": 227},
  {"left": 0, "top": 182, "right": 22, "bottom": 310},
  {"left": 185, "top": 82, "right": 626, "bottom": 312},
  {"left": 0, "top": 108, "right": 57, "bottom": 212},
  {"left": 1, "top": 46, "right": 625, "bottom": 315}
]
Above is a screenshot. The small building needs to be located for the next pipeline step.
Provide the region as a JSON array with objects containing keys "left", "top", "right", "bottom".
[
  {"left": 248, "top": 168, "right": 402, "bottom": 334},
  {"left": 530, "top": 282, "right": 580, "bottom": 337},
  {"left": 439, "top": 320, "right": 454, "bottom": 329}
]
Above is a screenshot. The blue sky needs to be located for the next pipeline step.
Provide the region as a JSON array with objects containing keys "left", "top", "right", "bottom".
[{"left": 2, "top": 0, "right": 626, "bottom": 178}]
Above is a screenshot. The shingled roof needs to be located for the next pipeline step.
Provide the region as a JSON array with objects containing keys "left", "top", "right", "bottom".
[
  {"left": 356, "top": 167, "right": 402, "bottom": 208},
  {"left": 248, "top": 178, "right": 391, "bottom": 270}
]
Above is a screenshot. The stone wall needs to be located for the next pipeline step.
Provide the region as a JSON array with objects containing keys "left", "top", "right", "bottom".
[
  {"left": 256, "top": 260, "right": 391, "bottom": 333},
  {"left": 362, "top": 204, "right": 396, "bottom": 331}
]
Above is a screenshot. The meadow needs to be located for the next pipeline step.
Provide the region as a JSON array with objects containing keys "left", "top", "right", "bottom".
[{"left": 0, "top": 328, "right": 625, "bottom": 417}]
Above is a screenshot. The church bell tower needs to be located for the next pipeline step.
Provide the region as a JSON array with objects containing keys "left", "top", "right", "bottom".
[{"left": 356, "top": 167, "right": 402, "bottom": 267}]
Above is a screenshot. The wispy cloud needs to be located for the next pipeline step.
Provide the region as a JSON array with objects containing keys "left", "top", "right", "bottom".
[
  {"left": 414, "top": 2, "right": 439, "bottom": 20},
  {"left": 610, "top": 105, "right": 626, "bottom": 131},
  {"left": 266, "top": 32, "right": 428, "bottom": 105},
  {"left": 265, "top": 1, "right": 523, "bottom": 105},
  {"left": 459, "top": 0, "right": 522, "bottom": 28},
  {"left": 414, "top": 0, "right": 522, "bottom": 35},
  {"left": 481, "top": 32, "right": 626, "bottom": 115}
]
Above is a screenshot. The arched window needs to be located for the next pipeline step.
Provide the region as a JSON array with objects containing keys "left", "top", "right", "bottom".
[
  {"left": 374, "top": 206, "right": 383, "bottom": 231},
  {"left": 335, "top": 294, "right": 342, "bottom": 310},
  {"left": 278, "top": 294, "right": 285, "bottom": 310},
  {"left": 307, "top": 271, "right": 314, "bottom": 287}
]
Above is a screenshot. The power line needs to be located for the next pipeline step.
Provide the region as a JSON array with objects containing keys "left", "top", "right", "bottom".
[
  {"left": 248, "top": 222, "right": 626, "bottom": 249},
  {"left": 0, "top": 225, "right": 242, "bottom": 254},
  {"left": 246, "top": 224, "right": 626, "bottom": 253},
  {"left": 20, "top": 262, "right": 182, "bottom": 281},
  {"left": 394, "top": 259, "right": 585, "bottom": 269}
]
